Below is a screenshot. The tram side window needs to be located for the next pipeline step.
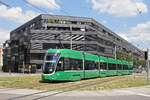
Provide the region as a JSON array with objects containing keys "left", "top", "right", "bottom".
[
  {"left": 64, "top": 57, "right": 70, "bottom": 70},
  {"left": 123, "top": 65, "right": 128, "bottom": 70},
  {"left": 108, "top": 63, "right": 117, "bottom": 70},
  {"left": 100, "top": 62, "right": 107, "bottom": 70},
  {"left": 69, "top": 58, "right": 83, "bottom": 70},
  {"left": 129, "top": 66, "right": 133, "bottom": 70},
  {"left": 118, "top": 64, "right": 122, "bottom": 70},
  {"left": 56, "top": 57, "right": 70, "bottom": 71},
  {"left": 85, "top": 60, "right": 98, "bottom": 70},
  {"left": 57, "top": 57, "right": 83, "bottom": 71}
]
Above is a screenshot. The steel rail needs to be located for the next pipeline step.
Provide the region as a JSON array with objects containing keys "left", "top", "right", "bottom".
[
  {"left": 8, "top": 76, "right": 126, "bottom": 100},
  {"left": 32, "top": 77, "right": 121, "bottom": 100}
]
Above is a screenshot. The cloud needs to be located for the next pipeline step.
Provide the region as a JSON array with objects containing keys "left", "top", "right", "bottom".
[
  {"left": 129, "top": 21, "right": 150, "bottom": 41},
  {"left": 90, "top": 0, "right": 148, "bottom": 17},
  {"left": 118, "top": 21, "right": 150, "bottom": 49},
  {"left": 0, "top": 29, "right": 10, "bottom": 45},
  {"left": 27, "top": 0, "right": 60, "bottom": 10},
  {"left": 0, "top": 5, "right": 39, "bottom": 23}
]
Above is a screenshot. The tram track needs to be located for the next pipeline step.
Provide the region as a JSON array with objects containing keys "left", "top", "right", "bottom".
[
  {"left": 32, "top": 77, "right": 122, "bottom": 100},
  {"left": 8, "top": 76, "right": 125, "bottom": 100}
]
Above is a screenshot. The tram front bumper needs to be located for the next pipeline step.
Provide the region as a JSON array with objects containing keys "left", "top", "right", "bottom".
[{"left": 42, "top": 74, "right": 55, "bottom": 81}]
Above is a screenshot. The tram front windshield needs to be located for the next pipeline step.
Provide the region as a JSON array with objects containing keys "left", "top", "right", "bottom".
[{"left": 43, "top": 53, "right": 59, "bottom": 74}]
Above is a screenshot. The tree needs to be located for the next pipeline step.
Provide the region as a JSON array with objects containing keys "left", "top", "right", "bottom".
[
  {"left": 125, "top": 55, "right": 132, "bottom": 62},
  {"left": 117, "top": 53, "right": 124, "bottom": 60},
  {"left": 116, "top": 53, "right": 146, "bottom": 68},
  {"left": 132, "top": 59, "right": 146, "bottom": 68},
  {"left": 137, "top": 60, "right": 146, "bottom": 67}
]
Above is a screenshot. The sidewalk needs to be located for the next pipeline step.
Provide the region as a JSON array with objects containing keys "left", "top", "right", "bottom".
[
  {"left": 0, "top": 71, "right": 41, "bottom": 77},
  {"left": 0, "top": 85, "right": 150, "bottom": 97}
]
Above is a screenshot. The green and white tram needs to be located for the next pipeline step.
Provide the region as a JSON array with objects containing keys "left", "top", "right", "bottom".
[{"left": 42, "top": 49, "right": 133, "bottom": 81}]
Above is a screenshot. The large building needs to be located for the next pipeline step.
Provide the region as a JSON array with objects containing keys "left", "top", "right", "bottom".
[
  {"left": 2, "top": 40, "right": 11, "bottom": 72},
  {"left": 0, "top": 45, "right": 3, "bottom": 71},
  {"left": 3, "top": 14, "right": 143, "bottom": 73}
]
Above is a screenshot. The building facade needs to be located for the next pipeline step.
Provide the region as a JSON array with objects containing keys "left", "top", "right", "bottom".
[
  {"left": 0, "top": 45, "right": 3, "bottom": 71},
  {"left": 3, "top": 14, "right": 143, "bottom": 73}
]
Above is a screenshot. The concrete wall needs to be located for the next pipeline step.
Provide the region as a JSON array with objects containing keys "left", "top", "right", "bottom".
[{"left": 0, "top": 46, "right": 3, "bottom": 71}]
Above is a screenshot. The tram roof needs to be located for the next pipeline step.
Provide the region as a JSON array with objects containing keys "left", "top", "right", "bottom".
[
  {"left": 128, "top": 61, "right": 133, "bottom": 66},
  {"left": 47, "top": 49, "right": 133, "bottom": 65},
  {"left": 84, "top": 52, "right": 99, "bottom": 61},
  {"left": 100, "top": 56, "right": 107, "bottom": 63},
  {"left": 47, "top": 49, "right": 83, "bottom": 59},
  {"left": 116, "top": 59, "right": 122, "bottom": 64},
  {"left": 107, "top": 58, "right": 116, "bottom": 64},
  {"left": 122, "top": 60, "right": 129, "bottom": 65}
]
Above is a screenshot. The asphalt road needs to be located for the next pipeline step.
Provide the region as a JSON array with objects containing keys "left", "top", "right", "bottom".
[
  {"left": 0, "top": 86, "right": 150, "bottom": 100},
  {"left": 0, "top": 94, "right": 150, "bottom": 100}
]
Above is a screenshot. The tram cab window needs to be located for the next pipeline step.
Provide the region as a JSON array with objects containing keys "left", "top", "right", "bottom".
[
  {"left": 117, "top": 64, "right": 122, "bottom": 70},
  {"left": 108, "top": 63, "right": 116, "bottom": 70},
  {"left": 43, "top": 53, "right": 59, "bottom": 74},
  {"left": 100, "top": 62, "right": 107, "bottom": 70},
  {"left": 85, "top": 60, "right": 98, "bottom": 70}
]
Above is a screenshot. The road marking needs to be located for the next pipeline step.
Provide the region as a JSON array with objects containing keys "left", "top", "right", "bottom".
[
  {"left": 120, "top": 90, "right": 150, "bottom": 98},
  {"left": 136, "top": 93, "right": 150, "bottom": 97},
  {"left": 0, "top": 87, "right": 150, "bottom": 98}
]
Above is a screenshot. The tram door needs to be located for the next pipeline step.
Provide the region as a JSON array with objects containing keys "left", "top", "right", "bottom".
[{"left": 82, "top": 52, "right": 85, "bottom": 79}]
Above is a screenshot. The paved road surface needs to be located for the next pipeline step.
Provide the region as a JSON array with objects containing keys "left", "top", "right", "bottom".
[
  {"left": 0, "top": 71, "right": 150, "bottom": 100},
  {"left": 0, "top": 86, "right": 150, "bottom": 100},
  {"left": 0, "top": 71, "right": 40, "bottom": 77}
]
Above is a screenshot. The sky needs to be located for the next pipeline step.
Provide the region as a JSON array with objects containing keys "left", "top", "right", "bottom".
[{"left": 0, "top": 0, "right": 150, "bottom": 51}]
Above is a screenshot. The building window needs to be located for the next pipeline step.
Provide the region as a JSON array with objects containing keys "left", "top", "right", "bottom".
[
  {"left": 30, "top": 53, "right": 44, "bottom": 60},
  {"left": 47, "top": 19, "right": 55, "bottom": 23},
  {"left": 105, "top": 49, "right": 113, "bottom": 54},
  {"left": 71, "top": 21, "right": 77, "bottom": 24}
]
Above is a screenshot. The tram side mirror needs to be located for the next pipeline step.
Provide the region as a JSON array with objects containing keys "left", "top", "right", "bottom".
[
  {"left": 58, "top": 61, "right": 62, "bottom": 64},
  {"left": 57, "top": 61, "right": 63, "bottom": 71},
  {"left": 58, "top": 61, "right": 62, "bottom": 67}
]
